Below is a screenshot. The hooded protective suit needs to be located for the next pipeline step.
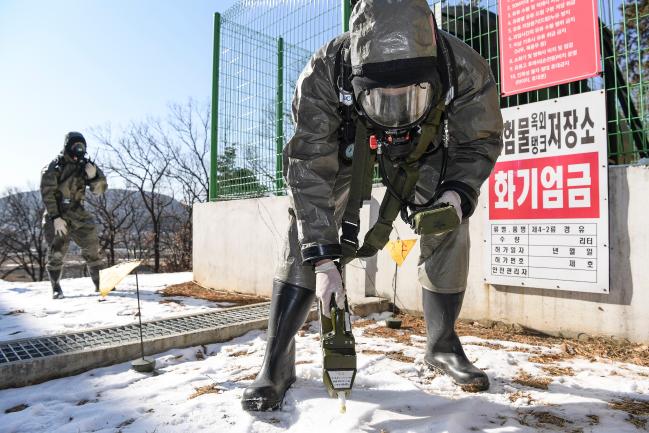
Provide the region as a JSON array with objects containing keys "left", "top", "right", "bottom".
[
  {"left": 243, "top": 0, "right": 503, "bottom": 410},
  {"left": 40, "top": 132, "right": 107, "bottom": 287}
]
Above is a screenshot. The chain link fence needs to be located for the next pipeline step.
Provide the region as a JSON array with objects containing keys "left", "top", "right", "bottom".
[{"left": 210, "top": 0, "right": 648, "bottom": 200}]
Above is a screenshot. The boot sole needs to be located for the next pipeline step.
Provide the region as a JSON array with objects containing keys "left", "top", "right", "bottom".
[
  {"left": 241, "top": 396, "right": 283, "bottom": 412},
  {"left": 241, "top": 378, "right": 296, "bottom": 412},
  {"left": 424, "top": 359, "right": 489, "bottom": 392}
]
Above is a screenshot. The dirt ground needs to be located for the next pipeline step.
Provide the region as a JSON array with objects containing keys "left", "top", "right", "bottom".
[
  {"left": 161, "top": 281, "right": 269, "bottom": 306},
  {"left": 164, "top": 283, "right": 649, "bottom": 369},
  {"left": 359, "top": 313, "right": 649, "bottom": 368}
]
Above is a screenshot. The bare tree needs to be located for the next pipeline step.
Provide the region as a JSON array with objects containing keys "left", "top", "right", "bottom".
[
  {"left": 120, "top": 195, "right": 152, "bottom": 262},
  {"left": 0, "top": 223, "right": 12, "bottom": 278},
  {"left": 0, "top": 187, "right": 46, "bottom": 281},
  {"left": 160, "top": 203, "right": 192, "bottom": 272},
  {"left": 86, "top": 189, "right": 137, "bottom": 266},
  {"left": 95, "top": 123, "right": 175, "bottom": 272},
  {"left": 165, "top": 99, "right": 210, "bottom": 205},
  {"left": 89, "top": 99, "right": 269, "bottom": 274},
  {"left": 158, "top": 99, "right": 212, "bottom": 271}
]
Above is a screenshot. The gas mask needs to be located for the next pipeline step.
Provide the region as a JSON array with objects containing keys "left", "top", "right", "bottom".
[
  {"left": 63, "top": 131, "right": 88, "bottom": 164},
  {"left": 357, "top": 82, "right": 435, "bottom": 129},
  {"left": 355, "top": 80, "right": 440, "bottom": 162},
  {"left": 66, "top": 141, "right": 87, "bottom": 163}
]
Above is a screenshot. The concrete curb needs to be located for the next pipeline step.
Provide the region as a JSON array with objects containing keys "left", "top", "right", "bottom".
[
  {"left": 0, "top": 297, "right": 388, "bottom": 390},
  {"left": 0, "top": 303, "right": 273, "bottom": 390}
]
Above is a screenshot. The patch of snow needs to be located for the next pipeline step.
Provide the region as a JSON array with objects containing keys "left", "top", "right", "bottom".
[
  {"left": 1, "top": 316, "right": 648, "bottom": 433},
  {"left": 0, "top": 272, "right": 221, "bottom": 340}
]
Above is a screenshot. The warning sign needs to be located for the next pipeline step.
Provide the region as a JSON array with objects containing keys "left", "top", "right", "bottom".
[
  {"left": 99, "top": 260, "right": 142, "bottom": 296},
  {"left": 386, "top": 239, "right": 417, "bottom": 266},
  {"left": 498, "top": 0, "right": 602, "bottom": 96},
  {"left": 326, "top": 370, "right": 355, "bottom": 389},
  {"left": 484, "top": 91, "right": 609, "bottom": 293}
]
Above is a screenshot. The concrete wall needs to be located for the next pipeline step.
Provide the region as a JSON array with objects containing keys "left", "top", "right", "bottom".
[
  {"left": 194, "top": 165, "right": 649, "bottom": 343},
  {"left": 194, "top": 195, "right": 289, "bottom": 296}
]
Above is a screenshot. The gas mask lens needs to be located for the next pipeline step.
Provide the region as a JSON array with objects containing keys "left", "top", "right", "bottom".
[{"left": 358, "top": 83, "right": 434, "bottom": 129}]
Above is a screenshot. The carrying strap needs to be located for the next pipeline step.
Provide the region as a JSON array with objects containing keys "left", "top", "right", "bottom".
[
  {"left": 340, "top": 120, "right": 373, "bottom": 264},
  {"left": 354, "top": 156, "right": 419, "bottom": 259},
  {"left": 340, "top": 101, "right": 445, "bottom": 264},
  {"left": 338, "top": 37, "right": 376, "bottom": 264},
  {"left": 407, "top": 99, "right": 446, "bottom": 164},
  {"left": 352, "top": 99, "right": 445, "bottom": 260}
]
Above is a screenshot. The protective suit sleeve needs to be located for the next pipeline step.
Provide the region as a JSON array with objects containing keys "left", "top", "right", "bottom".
[
  {"left": 284, "top": 38, "right": 343, "bottom": 264},
  {"left": 438, "top": 35, "right": 504, "bottom": 218},
  {"left": 88, "top": 165, "right": 108, "bottom": 195},
  {"left": 40, "top": 162, "right": 61, "bottom": 217}
]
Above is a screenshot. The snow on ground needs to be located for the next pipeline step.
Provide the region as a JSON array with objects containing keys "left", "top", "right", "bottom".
[
  {"left": 0, "top": 272, "right": 231, "bottom": 340},
  {"left": 1, "top": 316, "right": 648, "bottom": 433}
]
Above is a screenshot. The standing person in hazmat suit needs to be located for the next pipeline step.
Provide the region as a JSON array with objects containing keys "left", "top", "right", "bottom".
[
  {"left": 242, "top": 0, "right": 503, "bottom": 411},
  {"left": 41, "top": 131, "right": 107, "bottom": 299}
]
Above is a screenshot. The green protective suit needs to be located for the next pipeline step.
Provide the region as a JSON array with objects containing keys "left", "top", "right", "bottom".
[
  {"left": 40, "top": 143, "right": 107, "bottom": 273},
  {"left": 276, "top": 1, "right": 503, "bottom": 294}
]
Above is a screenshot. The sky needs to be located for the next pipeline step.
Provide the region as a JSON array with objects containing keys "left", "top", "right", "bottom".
[{"left": 0, "top": 0, "right": 239, "bottom": 193}]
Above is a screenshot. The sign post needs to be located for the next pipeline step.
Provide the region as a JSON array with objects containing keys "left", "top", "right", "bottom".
[{"left": 485, "top": 91, "right": 609, "bottom": 293}]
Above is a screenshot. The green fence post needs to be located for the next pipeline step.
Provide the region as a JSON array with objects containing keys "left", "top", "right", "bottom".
[
  {"left": 209, "top": 12, "right": 221, "bottom": 201},
  {"left": 275, "top": 37, "right": 284, "bottom": 193},
  {"left": 342, "top": 0, "right": 351, "bottom": 32}
]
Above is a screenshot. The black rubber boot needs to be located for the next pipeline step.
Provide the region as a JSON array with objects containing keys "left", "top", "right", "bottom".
[
  {"left": 48, "top": 269, "right": 64, "bottom": 299},
  {"left": 241, "top": 280, "right": 315, "bottom": 411},
  {"left": 89, "top": 265, "right": 102, "bottom": 292},
  {"left": 422, "top": 289, "right": 489, "bottom": 392}
]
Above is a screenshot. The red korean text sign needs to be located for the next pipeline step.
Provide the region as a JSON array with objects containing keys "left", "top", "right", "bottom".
[
  {"left": 489, "top": 152, "right": 600, "bottom": 220},
  {"left": 498, "top": 0, "right": 602, "bottom": 96}
]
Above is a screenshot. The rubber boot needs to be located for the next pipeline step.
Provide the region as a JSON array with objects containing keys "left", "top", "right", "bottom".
[
  {"left": 422, "top": 289, "right": 489, "bottom": 392},
  {"left": 89, "top": 265, "right": 101, "bottom": 293},
  {"left": 48, "top": 269, "right": 64, "bottom": 299},
  {"left": 241, "top": 280, "right": 316, "bottom": 411}
]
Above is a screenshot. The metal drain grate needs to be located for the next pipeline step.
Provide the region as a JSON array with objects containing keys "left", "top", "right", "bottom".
[{"left": 0, "top": 303, "right": 272, "bottom": 364}]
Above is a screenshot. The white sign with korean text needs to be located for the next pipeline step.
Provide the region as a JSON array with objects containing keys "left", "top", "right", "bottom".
[{"left": 484, "top": 90, "right": 609, "bottom": 293}]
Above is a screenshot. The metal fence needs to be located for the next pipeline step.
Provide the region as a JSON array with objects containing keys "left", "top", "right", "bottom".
[
  {"left": 210, "top": 0, "right": 648, "bottom": 200},
  {"left": 210, "top": 0, "right": 343, "bottom": 200}
]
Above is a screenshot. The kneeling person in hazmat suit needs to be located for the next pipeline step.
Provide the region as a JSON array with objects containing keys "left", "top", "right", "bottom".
[
  {"left": 242, "top": 0, "right": 503, "bottom": 411},
  {"left": 41, "top": 131, "right": 108, "bottom": 299}
]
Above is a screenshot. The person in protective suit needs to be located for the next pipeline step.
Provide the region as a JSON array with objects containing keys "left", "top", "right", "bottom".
[
  {"left": 242, "top": 0, "right": 503, "bottom": 411},
  {"left": 41, "top": 131, "right": 107, "bottom": 299}
]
